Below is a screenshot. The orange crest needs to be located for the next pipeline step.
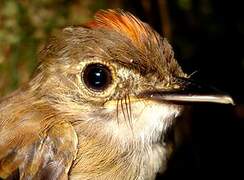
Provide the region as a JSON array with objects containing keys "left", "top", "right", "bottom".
[{"left": 86, "top": 9, "right": 155, "bottom": 48}]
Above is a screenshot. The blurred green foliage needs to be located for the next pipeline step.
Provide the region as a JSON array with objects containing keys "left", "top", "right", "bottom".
[{"left": 0, "top": 0, "right": 115, "bottom": 96}]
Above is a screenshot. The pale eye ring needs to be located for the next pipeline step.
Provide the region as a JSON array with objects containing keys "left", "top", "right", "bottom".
[{"left": 82, "top": 63, "right": 112, "bottom": 92}]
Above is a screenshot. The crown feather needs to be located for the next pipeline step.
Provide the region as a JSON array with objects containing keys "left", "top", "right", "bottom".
[{"left": 86, "top": 9, "right": 158, "bottom": 48}]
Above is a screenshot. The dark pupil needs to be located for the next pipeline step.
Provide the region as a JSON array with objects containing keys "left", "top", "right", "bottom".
[{"left": 83, "top": 63, "right": 112, "bottom": 91}]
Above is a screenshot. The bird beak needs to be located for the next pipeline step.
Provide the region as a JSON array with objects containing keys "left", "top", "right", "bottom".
[{"left": 139, "top": 77, "right": 234, "bottom": 105}]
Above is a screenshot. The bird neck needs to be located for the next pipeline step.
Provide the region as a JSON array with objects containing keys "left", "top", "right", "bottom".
[{"left": 70, "top": 123, "right": 167, "bottom": 180}]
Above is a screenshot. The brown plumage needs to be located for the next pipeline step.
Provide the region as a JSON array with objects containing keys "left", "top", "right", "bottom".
[{"left": 0, "top": 9, "right": 233, "bottom": 180}]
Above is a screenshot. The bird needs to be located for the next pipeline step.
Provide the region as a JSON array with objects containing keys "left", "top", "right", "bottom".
[{"left": 0, "top": 9, "right": 234, "bottom": 180}]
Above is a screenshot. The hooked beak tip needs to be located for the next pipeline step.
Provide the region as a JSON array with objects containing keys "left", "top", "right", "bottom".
[{"left": 219, "top": 95, "right": 235, "bottom": 105}]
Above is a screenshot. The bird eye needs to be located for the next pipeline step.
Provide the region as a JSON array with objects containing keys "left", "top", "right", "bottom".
[{"left": 83, "top": 63, "right": 112, "bottom": 92}]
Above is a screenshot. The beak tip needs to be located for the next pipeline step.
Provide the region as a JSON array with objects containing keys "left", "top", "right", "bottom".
[{"left": 223, "top": 96, "right": 235, "bottom": 105}]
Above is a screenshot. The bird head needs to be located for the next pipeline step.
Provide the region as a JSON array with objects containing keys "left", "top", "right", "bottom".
[{"left": 26, "top": 9, "right": 234, "bottom": 178}]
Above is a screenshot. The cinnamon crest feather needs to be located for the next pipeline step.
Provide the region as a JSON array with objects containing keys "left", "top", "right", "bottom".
[{"left": 86, "top": 9, "right": 159, "bottom": 49}]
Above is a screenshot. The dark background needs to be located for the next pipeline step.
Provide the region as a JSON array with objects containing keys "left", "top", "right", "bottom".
[{"left": 0, "top": 0, "right": 243, "bottom": 179}]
